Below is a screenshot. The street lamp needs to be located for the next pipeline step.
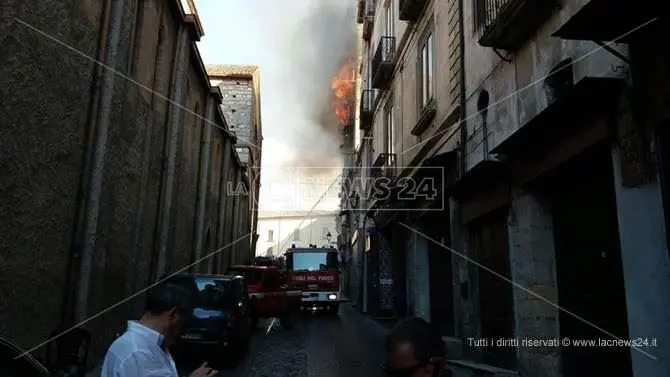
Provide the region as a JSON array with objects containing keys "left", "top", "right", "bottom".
[{"left": 326, "top": 231, "right": 332, "bottom": 245}]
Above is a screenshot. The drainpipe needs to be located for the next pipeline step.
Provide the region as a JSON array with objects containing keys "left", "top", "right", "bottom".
[
  {"left": 74, "top": 0, "right": 127, "bottom": 323},
  {"left": 193, "top": 95, "right": 215, "bottom": 271},
  {"left": 156, "top": 26, "right": 189, "bottom": 279}
]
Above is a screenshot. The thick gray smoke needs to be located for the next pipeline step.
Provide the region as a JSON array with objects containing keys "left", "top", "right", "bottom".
[{"left": 280, "top": 0, "right": 357, "bottom": 176}]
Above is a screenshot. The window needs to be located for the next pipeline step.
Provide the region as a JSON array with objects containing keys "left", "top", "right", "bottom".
[
  {"left": 290, "top": 252, "right": 339, "bottom": 272},
  {"left": 419, "top": 32, "right": 434, "bottom": 109},
  {"left": 268, "top": 229, "right": 274, "bottom": 242},
  {"left": 385, "top": 0, "right": 394, "bottom": 37},
  {"left": 384, "top": 103, "right": 395, "bottom": 159},
  {"left": 169, "top": 276, "right": 234, "bottom": 309},
  {"left": 293, "top": 229, "right": 300, "bottom": 241}
]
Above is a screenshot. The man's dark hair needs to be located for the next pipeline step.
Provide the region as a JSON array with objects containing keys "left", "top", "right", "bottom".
[
  {"left": 145, "top": 281, "right": 194, "bottom": 316},
  {"left": 385, "top": 317, "right": 445, "bottom": 362}
]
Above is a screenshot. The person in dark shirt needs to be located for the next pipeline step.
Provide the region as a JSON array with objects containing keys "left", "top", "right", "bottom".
[{"left": 382, "top": 317, "right": 449, "bottom": 377}]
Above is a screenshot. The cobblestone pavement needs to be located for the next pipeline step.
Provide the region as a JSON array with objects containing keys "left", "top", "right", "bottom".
[{"left": 177, "top": 303, "right": 388, "bottom": 377}]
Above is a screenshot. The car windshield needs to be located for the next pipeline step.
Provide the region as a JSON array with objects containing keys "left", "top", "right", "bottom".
[
  {"left": 170, "top": 276, "right": 233, "bottom": 309},
  {"left": 229, "top": 269, "right": 263, "bottom": 285},
  {"left": 291, "top": 252, "right": 338, "bottom": 272}
]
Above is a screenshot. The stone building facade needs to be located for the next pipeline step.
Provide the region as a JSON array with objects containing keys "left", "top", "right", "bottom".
[
  {"left": 208, "top": 65, "right": 263, "bottom": 268},
  {"left": 0, "top": 0, "right": 258, "bottom": 366},
  {"left": 342, "top": 0, "right": 669, "bottom": 376},
  {"left": 345, "top": 0, "right": 462, "bottom": 327}
]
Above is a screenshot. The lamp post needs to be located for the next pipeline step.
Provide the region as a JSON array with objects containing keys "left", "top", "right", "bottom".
[{"left": 326, "top": 231, "right": 332, "bottom": 247}]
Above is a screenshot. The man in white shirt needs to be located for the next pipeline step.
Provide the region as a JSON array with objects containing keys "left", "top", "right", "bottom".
[{"left": 101, "top": 281, "right": 217, "bottom": 377}]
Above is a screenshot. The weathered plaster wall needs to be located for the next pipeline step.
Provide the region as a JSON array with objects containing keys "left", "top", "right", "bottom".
[{"left": 462, "top": 0, "right": 628, "bottom": 170}]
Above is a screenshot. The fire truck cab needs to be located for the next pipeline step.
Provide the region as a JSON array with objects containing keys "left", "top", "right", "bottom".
[
  {"left": 227, "top": 265, "right": 301, "bottom": 329},
  {"left": 285, "top": 245, "right": 340, "bottom": 314}
]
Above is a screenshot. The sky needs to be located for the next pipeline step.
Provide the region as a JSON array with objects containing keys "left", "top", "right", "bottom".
[{"left": 194, "top": 0, "right": 357, "bottom": 214}]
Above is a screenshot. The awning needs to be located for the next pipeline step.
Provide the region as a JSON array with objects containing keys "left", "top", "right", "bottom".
[
  {"left": 446, "top": 159, "right": 510, "bottom": 200},
  {"left": 552, "top": 0, "right": 662, "bottom": 42},
  {"left": 491, "top": 77, "right": 624, "bottom": 156}
]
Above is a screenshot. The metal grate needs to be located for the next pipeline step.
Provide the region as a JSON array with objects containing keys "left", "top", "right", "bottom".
[
  {"left": 373, "top": 36, "right": 395, "bottom": 67},
  {"left": 475, "top": 0, "right": 512, "bottom": 31}
]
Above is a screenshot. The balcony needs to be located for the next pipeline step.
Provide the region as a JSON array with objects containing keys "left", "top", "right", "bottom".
[
  {"left": 371, "top": 37, "right": 396, "bottom": 89},
  {"left": 362, "top": 0, "right": 375, "bottom": 41},
  {"left": 552, "top": 0, "right": 662, "bottom": 43},
  {"left": 476, "top": 0, "right": 558, "bottom": 51},
  {"left": 399, "top": 0, "right": 428, "bottom": 22},
  {"left": 359, "top": 89, "right": 377, "bottom": 130}
]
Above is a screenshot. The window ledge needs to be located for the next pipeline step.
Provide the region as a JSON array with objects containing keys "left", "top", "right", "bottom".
[{"left": 411, "top": 99, "right": 437, "bottom": 136}]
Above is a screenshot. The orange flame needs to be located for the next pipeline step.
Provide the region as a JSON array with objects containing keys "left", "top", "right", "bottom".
[{"left": 331, "top": 59, "right": 355, "bottom": 126}]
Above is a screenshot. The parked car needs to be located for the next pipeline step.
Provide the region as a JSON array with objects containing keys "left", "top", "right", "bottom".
[
  {"left": 169, "top": 274, "right": 251, "bottom": 365},
  {"left": 228, "top": 265, "right": 301, "bottom": 329}
]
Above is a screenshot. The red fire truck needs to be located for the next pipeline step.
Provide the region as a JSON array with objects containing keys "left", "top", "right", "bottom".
[{"left": 284, "top": 246, "right": 341, "bottom": 314}]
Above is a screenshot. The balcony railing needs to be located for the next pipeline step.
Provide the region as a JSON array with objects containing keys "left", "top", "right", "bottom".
[
  {"left": 475, "top": 0, "right": 509, "bottom": 31},
  {"left": 371, "top": 36, "right": 395, "bottom": 89},
  {"left": 362, "top": 0, "right": 375, "bottom": 41},
  {"left": 359, "top": 89, "right": 377, "bottom": 130},
  {"left": 476, "top": 0, "right": 558, "bottom": 51},
  {"left": 399, "top": 0, "right": 428, "bottom": 21}
]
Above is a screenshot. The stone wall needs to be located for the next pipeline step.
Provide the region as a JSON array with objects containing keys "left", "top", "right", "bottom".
[
  {"left": 0, "top": 0, "right": 246, "bottom": 365},
  {"left": 218, "top": 78, "right": 254, "bottom": 163}
]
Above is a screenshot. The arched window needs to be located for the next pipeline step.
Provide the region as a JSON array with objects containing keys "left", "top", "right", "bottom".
[
  {"left": 476, "top": 90, "right": 490, "bottom": 154},
  {"left": 477, "top": 89, "right": 490, "bottom": 116}
]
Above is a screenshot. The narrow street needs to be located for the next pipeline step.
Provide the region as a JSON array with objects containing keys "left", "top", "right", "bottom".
[{"left": 178, "top": 304, "right": 388, "bottom": 377}]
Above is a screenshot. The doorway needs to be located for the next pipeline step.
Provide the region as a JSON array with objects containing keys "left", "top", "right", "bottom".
[
  {"left": 424, "top": 210, "right": 454, "bottom": 336},
  {"left": 470, "top": 207, "right": 515, "bottom": 369},
  {"left": 549, "top": 143, "right": 632, "bottom": 377}
]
